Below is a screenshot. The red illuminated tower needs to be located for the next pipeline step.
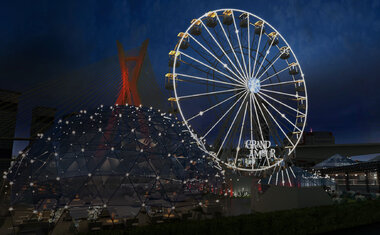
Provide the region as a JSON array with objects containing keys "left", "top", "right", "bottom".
[{"left": 115, "top": 39, "right": 149, "bottom": 106}]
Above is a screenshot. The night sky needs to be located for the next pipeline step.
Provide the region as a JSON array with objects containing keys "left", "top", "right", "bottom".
[{"left": 1, "top": 0, "right": 380, "bottom": 154}]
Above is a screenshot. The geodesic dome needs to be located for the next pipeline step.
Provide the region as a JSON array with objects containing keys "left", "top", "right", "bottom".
[{"left": 5, "top": 105, "right": 223, "bottom": 219}]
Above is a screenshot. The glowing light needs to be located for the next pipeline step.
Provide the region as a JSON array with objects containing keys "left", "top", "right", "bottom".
[{"left": 248, "top": 78, "right": 260, "bottom": 93}]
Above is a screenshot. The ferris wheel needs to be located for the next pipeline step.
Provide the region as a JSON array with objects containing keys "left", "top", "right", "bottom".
[{"left": 165, "top": 9, "right": 308, "bottom": 172}]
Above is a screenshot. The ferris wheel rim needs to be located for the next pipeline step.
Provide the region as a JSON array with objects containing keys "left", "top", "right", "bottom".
[{"left": 171, "top": 8, "right": 308, "bottom": 171}]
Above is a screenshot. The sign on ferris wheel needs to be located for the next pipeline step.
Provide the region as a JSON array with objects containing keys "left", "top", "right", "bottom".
[{"left": 167, "top": 9, "right": 308, "bottom": 172}]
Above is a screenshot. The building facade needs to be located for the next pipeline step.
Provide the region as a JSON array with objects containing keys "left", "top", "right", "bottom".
[
  {"left": 30, "top": 106, "right": 56, "bottom": 139},
  {"left": 0, "top": 89, "right": 21, "bottom": 170}
]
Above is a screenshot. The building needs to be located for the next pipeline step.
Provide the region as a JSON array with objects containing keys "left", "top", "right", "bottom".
[
  {"left": 293, "top": 131, "right": 380, "bottom": 167},
  {"left": 30, "top": 106, "right": 56, "bottom": 139},
  {"left": 320, "top": 160, "right": 380, "bottom": 193},
  {"left": 312, "top": 154, "right": 356, "bottom": 169},
  {"left": 0, "top": 89, "right": 21, "bottom": 170},
  {"left": 300, "top": 131, "right": 335, "bottom": 145}
]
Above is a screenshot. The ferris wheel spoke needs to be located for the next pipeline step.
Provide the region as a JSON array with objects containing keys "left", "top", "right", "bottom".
[
  {"left": 173, "top": 71, "right": 235, "bottom": 89},
  {"left": 262, "top": 155, "right": 270, "bottom": 168},
  {"left": 177, "top": 87, "right": 243, "bottom": 100},
  {"left": 253, "top": 94, "right": 284, "bottom": 148},
  {"left": 176, "top": 79, "right": 233, "bottom": 90},
  {"left": 260, "top": 65, "right": 291, "bottom": 83},
  {"left": 181, "top": 52, "right": 245, "bottom": 85},
  {"left": 261, "top": 80, "right": 304, "bottom": 88},
  {"left": 251, "top": 22, "right": 264, "bottom": 78},
  {"left": 251, "top": 94, "right": 270, "bottom": 167},
  {"left": 187, "top": 49, "right": 240, "bottom": 83},
  {"left": 188, "top": 44, "right": 217, "bottom": 67},
  {"left": 260, "top": 103, "right": 295, "bottom": 148},
  {"left": 267, "top": 165, "right": 276, "bottom": 184},
  {"left": 251, "top": 93, "right": 264, "bottom": 142},
  {"left": 199, "top": 33, "right": 219, "bottom": 56},
  {"left": 187, "top": 90, "right": 245, "bottom": 122},
  {"left": 289, "top": 166, "right": 296, "bottom": 178},
  {"left": 254, "top": 37, "right": 276, "bottom": 79},
  {"left": 249, "top": 93, "right": 254, "bottom": 148},
  {"left": 285, "top": 168, "right": 292, "bottom": 187},
  {"left": 202, "top": 91, "right": 246, "bottom": 139},
  {"left": 181, "top": 59, "right": 229, "bottom": 82},
  {"left": 180, "top": 61, "right": 233, "bottom": 87},
  {"left": 247, "top": 15, "right": 251, "bottom": 79},
  {"left": 212, "top": 30, "right": 242, "bottom": 81},
  {"left": 260, "top": 88, "right": 305, "bottom": 99},
  {"left": 212, "top": 15, "right": 247, "bottom": 81},
  {"left": 200, "top": 21, "right": 246, "bottom": 82},
  {"left": 258, "top": 91, "right": 305, "bottom": 116},
  {"left": 231, "top": 12, "right": 249, "bottom": 80},
  {"left": 256, "top": 39, "right": 270, "bottom": 63},
  {"left": 256, "top": 93, "right": 302, "bottom": 132},
  {"left": 180, "top": 59, "right": 234, "bottom": 86},
  {"left": 198, "top": 32, "right": 234, "bottom": 72},
  {"left": 256, "top": 53, "right": 283, "bottom": 80},
  {"left": 253, "top": 94, "right": 281, "bottom": 146},
  {"left": 234, "top": 101, "right": 248, "bottom": 165},
  {"left": 216, "top": 92, "right": 248, "bottom": 157},
  {"left": 252, "top": 94, "right": 269, "bottom": 128},
  {"left": 176, "top": 73, "right": 244, "bottom": 88},
  {"left": 187, "top": 34, "right": 244, "bottom": 82},
  {"left": 249, "top": 94, "right": 255, "bottom": 169},
  {"left": 250, "top": 27, "right": 256, "bottom": 60}
]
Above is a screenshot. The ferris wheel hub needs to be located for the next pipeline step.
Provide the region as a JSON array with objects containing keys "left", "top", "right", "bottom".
[{"left": 248, "top": 77, "right": 261, "bottom": 93}]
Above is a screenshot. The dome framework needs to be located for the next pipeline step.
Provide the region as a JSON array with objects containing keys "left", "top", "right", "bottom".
[{"left": 4, "top": 105, "right": 223, "bottom": 220}]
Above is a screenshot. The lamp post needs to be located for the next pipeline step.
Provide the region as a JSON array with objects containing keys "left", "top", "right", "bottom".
[{"left": 345, "top": 172, "right": 350, "bottom": 191}]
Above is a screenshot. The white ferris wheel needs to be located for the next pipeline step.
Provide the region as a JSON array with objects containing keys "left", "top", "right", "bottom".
[{"left": 166, "top": 9, "right": 308, "bottom": 172}]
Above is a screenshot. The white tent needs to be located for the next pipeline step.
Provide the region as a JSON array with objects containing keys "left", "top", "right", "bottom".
[
  {"left": 313, "top": 154, "right": 356, "bottom": 169},
  {"left": 369, "top": 155, "right": 380, "bottom": 162}
]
